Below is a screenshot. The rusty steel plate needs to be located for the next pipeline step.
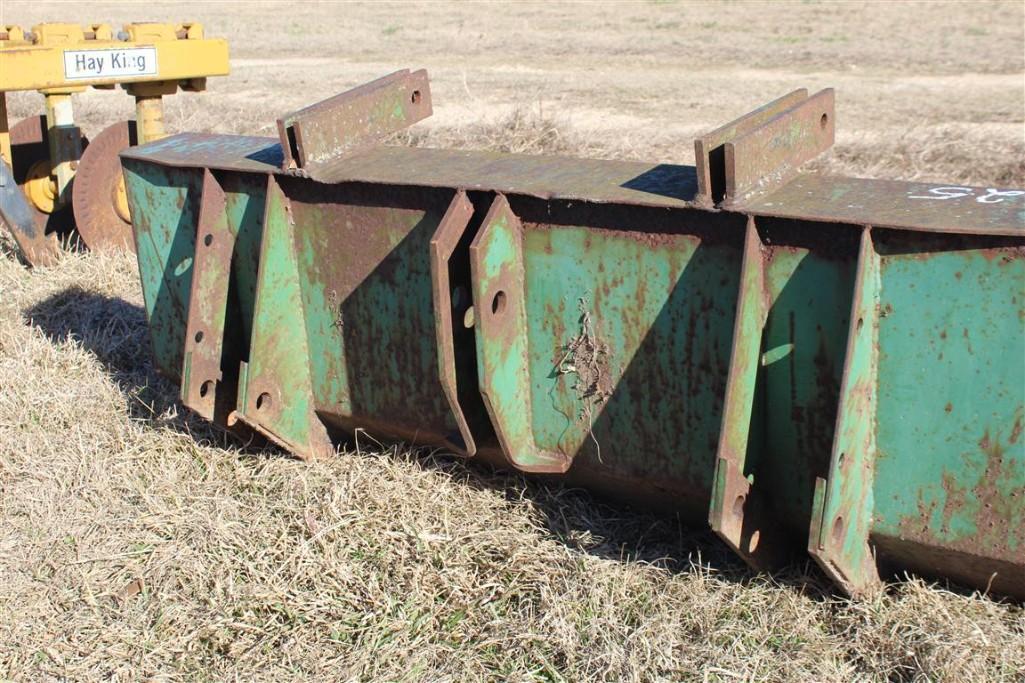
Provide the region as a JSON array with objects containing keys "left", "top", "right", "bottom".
[
  {"left": 122, "top": 133, "right": 702, "bottom": 207},
  {"left": 1, "top": 156, "right": 59, "bottom": 266},
  {"left": 694, "top": 89, "right": 809, "bottom": 205},
  {"left": 277, "top": 68, "right": 432, "bottom": 175},
  {"left": 8, "top": 115, "right": 88, "bottom": 263},
  {"left": 723, "top": 89, "right": 835, "bottom": 204},
  {"left": 120, "top": 134, "right": 1025, "bottom": 238},
  {"left": 72, "top": 120, "right": 137, "bottom": 251},
  {"left": 747, "top": 175, "right": 1025, "bottom": 236},
  {"left": 119, "top": 133, "right": 284, "bottom": 173}
]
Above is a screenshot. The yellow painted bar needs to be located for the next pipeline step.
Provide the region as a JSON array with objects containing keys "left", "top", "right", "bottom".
[
  {"left": 0, "top": 32, "right": 228, "bottom": 92},
  {"left": 44, "top": 92, "right": 81, "bottom": 204},
  {"left": 0, "top": 93, "right": 11, "bottom": 164},
  {"left": 134, "top": 96, "right": 167, "bottom": 145}
]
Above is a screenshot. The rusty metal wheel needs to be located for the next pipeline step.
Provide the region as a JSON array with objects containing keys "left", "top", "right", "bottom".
[
  {"left": 8, "top": 115, "right": 89, "bottom": 261},
  {"left": 72, "top": 120, "right": 137, "bottom": 252}
]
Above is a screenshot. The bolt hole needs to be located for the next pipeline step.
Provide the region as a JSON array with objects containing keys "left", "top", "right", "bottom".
[
  {"left": 856, "top": 317, "right": 864, "bottom": 331},
  {"left": 256, "top": 392, "right": 272, "bottom": 411},
  {"left": 203, "top": 233, "right": 213, "bottom": 247},
  {"left": 838, "top": 452, "right": 846, "bottom": 467},
  {"left": 194, "top": 330, "right": 204, "bottom": 343},
  {"left": 748, "top": 529, "right": 761, "bottom": 553},
  {"left": 732, "top": 494, "right": 745, "bottom": 519},
  {"left": 820, "top": 113, "right": 829, "bottom": 129},
  {"left": 831, "top": 515, "right": 844, "bottom": 546},
  {"left": 491, "top": 291, "right": 507, "bottom": 316},
  {"left": 411, "top": 90, "right": 421, "bottom": 104},
  {"left": 199, "top": 380, "right": 214, "bottom": 398}
]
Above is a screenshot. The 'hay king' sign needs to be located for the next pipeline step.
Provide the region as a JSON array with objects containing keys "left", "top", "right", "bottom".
[{"left": 63, "top": 47, "right": 158, "bottom": 80}]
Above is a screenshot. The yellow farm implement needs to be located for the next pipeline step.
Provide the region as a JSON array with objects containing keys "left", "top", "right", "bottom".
[{"left": 0, "top": 22, "right": 228, "bottom": 265}]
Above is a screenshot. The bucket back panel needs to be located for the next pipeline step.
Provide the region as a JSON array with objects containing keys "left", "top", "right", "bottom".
[
  {"left": 516, "top": 204, "right": 744, "bottom": 514},
  {"left": 871, "top": 232, "right": 1025, "bottom": 585},
  {"left": 283, "top": 181, "right": 458, "bottom": 443},
  {"left": 219, "top": 172, "right": 268, "bottom": 350},
  {"left": 758, "top": 222, "right": 859, "bottom": 533},
  {"left": 123, "top": 161, "right": 203, "bottom": 379}
]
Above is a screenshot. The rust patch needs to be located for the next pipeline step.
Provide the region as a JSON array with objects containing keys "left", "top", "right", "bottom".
[
  {"left": 896, "top": 422, "right": 1024, "bottom": 564},
  {"left": 1009, "top": 414, "right": 1022, "bottom": 445},
  {"left": 554, "top": 298, "right": 612, "bottom": 459},
  {"left": 940, "top": 472, "right": 968, "bottom": 536}
]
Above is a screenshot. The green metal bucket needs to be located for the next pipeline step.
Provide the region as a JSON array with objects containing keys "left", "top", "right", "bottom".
[{"left": 121, "top": 76, "right": 1025, "bottom": 599}]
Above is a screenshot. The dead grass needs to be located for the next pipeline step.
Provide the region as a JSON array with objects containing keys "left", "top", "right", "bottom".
[
  {"left": 396, "top": 107, "right": 604, "bottom": 158},
  {"left": 2, "top": 1, "right": 1024, "bottom": 680},
  {"left": 812, "top": 127, "right": 1025, "bottom": 187},
  {"left": 399, "top": 109, "right": 1025, "bottom": 187}
]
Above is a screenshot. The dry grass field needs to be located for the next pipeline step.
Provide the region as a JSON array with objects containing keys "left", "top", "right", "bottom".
[{"left": 1, "top": 1, "right": 1024, "bottom": 681}]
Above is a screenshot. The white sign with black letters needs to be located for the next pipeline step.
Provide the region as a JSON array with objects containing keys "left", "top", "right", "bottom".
[{"left": 63, "top": 47, "right": 158, "bottom": 80}]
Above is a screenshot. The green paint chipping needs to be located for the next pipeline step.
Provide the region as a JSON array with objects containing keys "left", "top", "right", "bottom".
[
  {"left": 123, "top": 139, "right": 1024, "bottom": 599},
  {"left": 289, "top": 195, "right": 453, "bottom": 437},
  {"left": 521, "top": 224, "right": 739, "bottom": 502},
  {"left": 761, "top": 245, "right": 855, "bottom": 527},
  {"left": 242, "top": 180, "right": 323, "bottom": 452},
  {"left": 122, "top": 162, "right": 202, "bottom": 379},
  {"left": 473, "top": 202, "right": 548, "bottom": 469},
  {"left": 220, "top": 173, "right": 268, "bottom": 348},
  {"left": 811, "top": 229, "right": 879, "bottom": 593},
  {"left": 873, "top": 240, "right": 1025, "bottom": 559}
]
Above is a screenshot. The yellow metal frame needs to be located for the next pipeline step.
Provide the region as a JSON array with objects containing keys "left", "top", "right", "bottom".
[
  {"left": 0, "top": 22, "right": 228, "bottom": 214},
  {"left": 0, "top": 22, "right": 228, "bottom": 92}
]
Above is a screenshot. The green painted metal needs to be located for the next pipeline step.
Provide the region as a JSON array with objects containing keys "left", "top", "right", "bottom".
[
  {"left": 122, "top": 162, "right": 202, "bottom": 379},
  {"left": 231, "top": 176, "right": 332, "bottom": 458},
  {"left": 120, "top": 79, "right": 1025, "bottom": 600},
  {"left": 866, "top": 231, "right": 1023, "bottom": 596},
  {"left": 713, "top": 218, "right": 860, "bottom": 569},
  {"left": 808, "top": 227, "right": 879, "bottom": 594},
  {"left": 283, "top": 181, "right": 473, "bottom": 453}
]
